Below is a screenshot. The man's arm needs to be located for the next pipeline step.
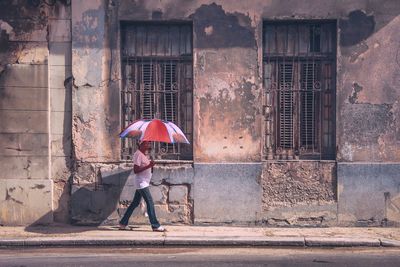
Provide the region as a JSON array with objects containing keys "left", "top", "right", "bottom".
[{"left": 134, "top": 161, "right": 154, "bottom": 174}]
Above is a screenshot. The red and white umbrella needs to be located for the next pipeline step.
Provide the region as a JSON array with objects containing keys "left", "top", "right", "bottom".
[{"left": 119, "top": 119, "right": 190, "bottom": 144}]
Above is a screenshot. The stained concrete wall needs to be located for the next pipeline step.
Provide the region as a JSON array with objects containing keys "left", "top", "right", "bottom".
[
  {"left": 333, "top": 2, "right": 400, "bottom": 225},
  {"left": 67, "top": 0, "right": 400, "bottom": 226},
  {"left": 0, "top": 1, "right": 51, "bottom": 225},
  {"left": 338, "top": 163, "right": 400, "bottom": 226},
  {"left": 70, "top": 162, "right": 194, "bottom": 225},
  {"left": 0, "top": 1, "right": 72, "bottom": 225},
  {"left": 71, "top": 0, "right": 120, "bottom": 162},
  {"left": 194, "top": 163, "right": 262, "bottom": 224},
  {"left": 1, "top": 0, "right": 399, "bottom": 226},
  {"left": 337, "top": 9, "right": 400, "bottom": 162},
  {"left": 49, "top": 3, "right": 73, "bottom": 223}
]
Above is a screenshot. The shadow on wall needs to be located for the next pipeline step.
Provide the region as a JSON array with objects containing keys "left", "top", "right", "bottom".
[
  {"left": 339, "top": 10, "right": 376, "bottom": 47},
  {"left": 261, "top": 0, "right": 400, "bottom": 46},
  {"left": 51, "top": 61, "right": 74, "bottom": 224},
  {"left": 25, "top": 168, "right": 131, "bottom": 234}
]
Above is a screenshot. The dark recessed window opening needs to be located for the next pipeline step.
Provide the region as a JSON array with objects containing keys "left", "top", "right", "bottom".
[
  {"left": 121, "top": 23, "right": 193, "bottom": 160},
  {"left": 263, "top": 21, "right": 336, "bottom": 160}
]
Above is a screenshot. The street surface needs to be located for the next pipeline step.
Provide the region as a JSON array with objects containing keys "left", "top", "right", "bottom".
[{"left": 0, "top": 247, "right": 400, "bottom": 267}]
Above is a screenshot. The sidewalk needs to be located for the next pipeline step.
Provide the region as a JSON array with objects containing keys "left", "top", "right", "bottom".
[{"left": 1, "top": 225, "right": 400, "bottom": 248}]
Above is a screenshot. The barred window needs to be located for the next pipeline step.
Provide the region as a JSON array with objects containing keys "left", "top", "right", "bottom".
[
  {"left": 121, "top": 23, "right": 193, "bottom": 160},
  {"left": 263, "top": 21, "right": 336, "bottom": 160}
]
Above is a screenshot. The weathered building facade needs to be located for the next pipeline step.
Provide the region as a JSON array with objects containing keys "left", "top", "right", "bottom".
[{"left": 0, "top": 0, "right": 399, "bottom": 227}]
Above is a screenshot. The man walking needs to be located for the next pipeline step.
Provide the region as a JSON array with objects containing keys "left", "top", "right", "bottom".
[{"left": 119, "top": 141, "right": 166, "bottom": 232}]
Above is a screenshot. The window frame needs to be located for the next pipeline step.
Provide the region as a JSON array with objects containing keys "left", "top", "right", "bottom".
[
  {"left": 262, "top": 20, "right": 337, "bottom": 160},
  {"left": 120, "top": 22, "right": 194, "bottom": 161}
]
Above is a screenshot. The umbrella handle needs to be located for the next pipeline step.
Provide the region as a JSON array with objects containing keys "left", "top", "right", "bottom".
[{"left": 150, "top": 155, "right": 154, "bottom": 173}]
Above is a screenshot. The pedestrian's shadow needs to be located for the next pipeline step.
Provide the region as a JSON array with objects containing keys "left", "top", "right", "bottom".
[
  {"left": 104, "top": 225, "right": 154, "bottom": 232},
  {"left": 24, "top": 168, "right": 132, "bottom": 234}
]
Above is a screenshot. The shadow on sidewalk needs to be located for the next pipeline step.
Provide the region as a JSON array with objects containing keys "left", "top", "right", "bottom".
[
  {"left": 24, "top": 225, "right": 155, "bottom": 235},
  {"left": 103, "top": 225, "right": 155, "bottom": 232},
  {"left": 24, "top": 169, "right": 132, "bottom": 234},
  {"left": 24, "top": 224, "right": 96, "bottom": 234}
]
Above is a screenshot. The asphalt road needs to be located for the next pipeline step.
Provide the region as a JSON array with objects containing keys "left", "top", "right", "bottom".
[{"left": 0, "top": 247, "right": 400, "bottom": 267}]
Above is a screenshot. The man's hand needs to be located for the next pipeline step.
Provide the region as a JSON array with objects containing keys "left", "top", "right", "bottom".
[
  {"left": 134, "top": 160, "right": 155, "bottom": 174},
  {"left": 149, "top": 160, "right": 155, "bottom": 168}
]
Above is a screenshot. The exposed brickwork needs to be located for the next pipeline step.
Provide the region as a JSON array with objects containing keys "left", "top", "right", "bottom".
[{"left": 262, "top": 162, "right": 336, "bottom": 209}]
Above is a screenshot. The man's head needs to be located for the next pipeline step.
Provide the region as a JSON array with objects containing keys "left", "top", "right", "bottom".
[{"left": 139, "top": 141, "right": 151, "bottom": 152}]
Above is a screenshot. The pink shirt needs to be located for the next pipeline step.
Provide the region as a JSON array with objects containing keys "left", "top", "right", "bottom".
[{"left": 133, "top": 150, "right": 152, "bottom": 189}]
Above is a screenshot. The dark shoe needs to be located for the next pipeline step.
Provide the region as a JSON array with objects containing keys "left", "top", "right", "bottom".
[{"left": 118, "top": 224, "right": 128, "bottom": 230}]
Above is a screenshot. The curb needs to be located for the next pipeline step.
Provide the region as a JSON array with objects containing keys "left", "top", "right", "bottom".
[
  {"left": 1, "top": 237, "right": 399, "bottom": 248},
  {"left": 305, "top": 237, "right": 381, "bottom": 247},
  {"left": 380, "top": 239, "right": 400, "bottom": 247},
  {"left": 164, "top": 237, "right": 305, "bottom": 247},
  {"left": 0, "top": 239, "right": 164, "bottom": 247}
]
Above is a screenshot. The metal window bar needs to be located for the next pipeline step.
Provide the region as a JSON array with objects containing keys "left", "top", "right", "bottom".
[
  {"left": 121, "top": 23, "right": 193, "bottom": 160},
  {"left": 278, "top": 63, "right": 294, "bottom": 150},
  {"left": 300, "top": 63, "right": 318, "bottom": 150},
  {"left": 263, "top": 21, "right": 336, "bottom": 160}
]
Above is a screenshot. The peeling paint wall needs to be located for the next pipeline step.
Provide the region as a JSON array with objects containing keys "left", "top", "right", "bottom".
[
  {"left": 258, "top": 0, "right": 399, "bottom": 226},
  {"left": 70, "top": 0, "right": 265, "bottom": 224},
  {"left": 334, "top": 2, "right": 400, "bottom": 225},
  {"left": 2, "top": 0, "right": 399, "bottom": 226},
  {"left": 71, "top": 0, "right": 120, "bottom": 162},
  {"left": 118, "top": 1, "right": 264, "bottom": 162},
  {"left": 114, "top": 0, "right": 400, "bottom": 163},
  {"left": 69, "top": 0, "right": 400, "bottom": 226},
  {"left": 192, "top": 3, "right": 262, "bottom": 162},
  {"left": 337, "top": 10, "right": 400, "bottom": 162},
  {"left": 72, "top": 0, "right": 263, "bottom": 163}
]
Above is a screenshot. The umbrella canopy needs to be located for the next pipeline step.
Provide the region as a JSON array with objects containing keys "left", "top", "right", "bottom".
[{"left": 119, "top": 119, "right": 190, "bottom": 144}]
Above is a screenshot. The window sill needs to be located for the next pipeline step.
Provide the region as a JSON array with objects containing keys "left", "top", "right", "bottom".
[
  {"left": 263, "top": 159, "right": 336, "bottom": 163},
  {"left": 120, "top": 159, "right": 193, "bottom": 165},
  {"left": 154, "top": 159, "right": 193, "bottom": 164}
]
